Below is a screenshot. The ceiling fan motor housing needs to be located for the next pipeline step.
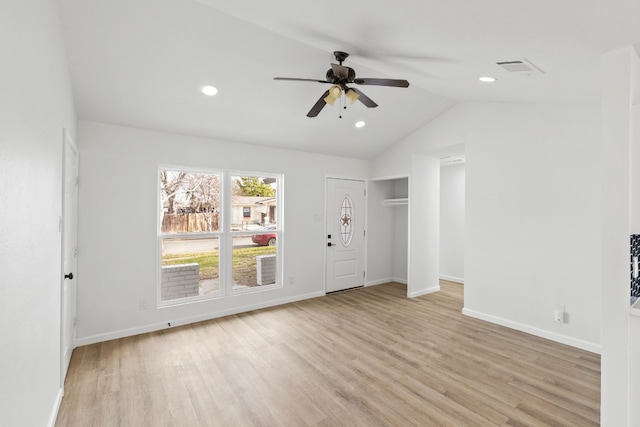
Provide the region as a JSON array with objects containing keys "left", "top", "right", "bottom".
[{"left": 325, "top": 67, "right": 356, "bottom": 85}]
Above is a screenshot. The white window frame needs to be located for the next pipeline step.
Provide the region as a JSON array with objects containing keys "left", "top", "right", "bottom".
[
  {"left": 226, "top": 171, "right": 283, "bottom": 295},
  {"left": 157, "top": 166, "right": 283, "bottom": 307}
]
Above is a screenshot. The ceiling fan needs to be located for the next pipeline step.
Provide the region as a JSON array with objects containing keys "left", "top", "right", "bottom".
[{"left": 274, "top": 51, "right": 410, "bottom": 118}]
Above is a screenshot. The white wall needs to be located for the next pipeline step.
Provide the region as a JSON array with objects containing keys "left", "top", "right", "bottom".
[
  {"left": 463, "top": 103, "right": 601, "bottom": 352},
  {"left": 408, "top": 155, "right": 440, "bottom": 297},
  {"left": 366, "top": 180, "right": 395, "bottom": 284},
  {"left": 440, "top": 164, "right": 465, "bottom": 282},
  {"left": 367, "top": 178, "right": 409, "bottom": 285},
  {"left": 632, "top": 105, "right": 640, "bottom": 427},
  {"left": 600, "top": 45, "right": 639, "bottom": 427},
  {"left": 0, "top": 1, "right": 76, "bottom": 425},
  {"left": 392, "top": 179, "right": 409, "bottom": 283},
  {"left": 632, "top": 104, "right": 640, "bottom": 234},
  {"left": 372, "top": 102, "right": 602, "bottom": 352},
  {"left": 392, "top": 204, "right": 408, "bottom": 283},
  {"left": 76, "top": 121, "right": 369, "bottom": 344}
]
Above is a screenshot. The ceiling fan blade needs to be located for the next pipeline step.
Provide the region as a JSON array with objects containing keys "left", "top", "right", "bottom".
[
  {"left": 274, "top": 77, "right": 329, "bottom": 83},
  {"left": 350, "top": 88, "right": 378, "bottom": 108},
  {"left": 307, "top": 90, "right": 330, "bottom": 117},
  {"left": 330, "top": 63, "right": 349, "bottom": 79},
  {"left": 354, "top": 78, "right": 410, "bottom": 88}
]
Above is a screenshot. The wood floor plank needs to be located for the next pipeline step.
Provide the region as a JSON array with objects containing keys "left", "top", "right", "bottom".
[{"left": 56, "top": 281, "right": 600, "bottom": 426}]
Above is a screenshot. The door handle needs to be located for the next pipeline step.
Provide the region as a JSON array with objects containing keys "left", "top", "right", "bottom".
[{"left": 64, "top": 272, "right": 74, "bottom": 280}]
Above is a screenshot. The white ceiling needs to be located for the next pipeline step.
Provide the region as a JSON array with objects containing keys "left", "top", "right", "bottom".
[{"left": 59, "top": 0, "right": 640, "bottom": 160}]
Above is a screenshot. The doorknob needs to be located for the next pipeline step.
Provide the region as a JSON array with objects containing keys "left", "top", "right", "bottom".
[{"left": 64, "top": 272, "right": 74, "bottom": 280}]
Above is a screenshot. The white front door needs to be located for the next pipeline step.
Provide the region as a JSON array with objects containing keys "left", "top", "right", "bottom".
[
  {"left": 61, "top": 129, "right": 78, "bottom": 383},
  {"left": 326, "top": 178, "right": 365, "bottom": 293}
]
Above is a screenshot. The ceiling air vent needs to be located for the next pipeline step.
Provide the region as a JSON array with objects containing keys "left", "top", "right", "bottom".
[{"left": 496, "top": 58, "right": 544, "bottom": 74}]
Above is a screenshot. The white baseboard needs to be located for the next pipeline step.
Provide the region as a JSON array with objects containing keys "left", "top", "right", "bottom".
[
  {"left": 408, "top": 286, "right": 440, "bottom": 298},
  {"left": 76, "top": 291, "right": 325, "bottom": 347},
  {"left": 47, "top": 388, "right": 64, "bottom": 427},
  {"left": 462, "top": 308, "right": 601, "bottom": 354},
  {"left": 366, "top": 278, "right": 393, "bottom": 286},
  {"left": 366, "top": 277, "right": 407, "bottom": 286},
  {"left": 440, "top": 274, "right": 464, "bottom": 284}
]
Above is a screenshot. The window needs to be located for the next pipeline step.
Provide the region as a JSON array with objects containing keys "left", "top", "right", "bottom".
[{"left": 159, "top": 168, "right": 281, "bottom": 304}]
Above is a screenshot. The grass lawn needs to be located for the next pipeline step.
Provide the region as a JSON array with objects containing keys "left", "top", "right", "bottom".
[{"left": 162, "top": 246, "right": 276, "bottom": 286}]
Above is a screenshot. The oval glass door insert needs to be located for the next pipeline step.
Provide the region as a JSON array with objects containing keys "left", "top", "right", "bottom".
[{"left": 339, "top": 195, "right": 354, "bottom": 246}]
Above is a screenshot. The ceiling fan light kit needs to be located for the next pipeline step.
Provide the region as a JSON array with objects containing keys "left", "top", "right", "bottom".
[
  {"left": 324, "top": 85, "right": 343, "bottom": 106},
  {"left": 345, "top": 88, "right": 359, "bottom": 104},
  {"left": 323, "top": 92, "right": 338, "bottom": 106},
  {"left": 274, "top": 51, "right": 410, "bottom": 118}
]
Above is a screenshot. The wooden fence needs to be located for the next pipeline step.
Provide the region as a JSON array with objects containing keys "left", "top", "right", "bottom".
[{"left": 161, "top": 213, "right": 219, "bottom": 233}]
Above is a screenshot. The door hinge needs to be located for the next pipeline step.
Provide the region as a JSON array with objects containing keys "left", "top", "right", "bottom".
[
  {"left": 73, "top": 317, "right": 78, "bottom": 327},
  {"left": 363, "top": 271, "right": 366, "bottom": 278},
  {"left": 363, "top": 230, "right": 366, "bottom": 237}
]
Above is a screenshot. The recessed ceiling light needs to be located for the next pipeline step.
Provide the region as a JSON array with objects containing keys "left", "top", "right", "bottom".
[
  {"left": 201, "top": 85, "right": 218, "bottom": 96},
  {"left": 479, "top": 76, "right": 497, "bottom": 83},
  {"left": 355, "top": 121, "right": 365, "bottom": 128}
]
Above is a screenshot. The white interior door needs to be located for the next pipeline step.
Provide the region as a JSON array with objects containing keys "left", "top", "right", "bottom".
[
  {"left": 326, "top": 178, "right": 365, "bottom": 293},
  {"left": 61, "top": 129, "right": 78, "bottom": 383}
]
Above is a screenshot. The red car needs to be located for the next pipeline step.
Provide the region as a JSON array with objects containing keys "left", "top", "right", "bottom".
[{"left": 251, "top": 225, "right": 277, "bottom": 246}]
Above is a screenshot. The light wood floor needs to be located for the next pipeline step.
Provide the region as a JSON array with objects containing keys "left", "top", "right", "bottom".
[{"left": 56, "top": 281, "right": 600, "bottom": 426}]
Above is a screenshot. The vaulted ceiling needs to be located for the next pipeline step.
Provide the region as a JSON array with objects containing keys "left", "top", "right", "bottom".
[{"left": 59, "top": 0, "right": 640, "bottom": 159}]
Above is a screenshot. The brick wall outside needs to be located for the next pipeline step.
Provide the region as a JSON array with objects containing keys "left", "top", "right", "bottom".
[
  {"left": 161, "top": 263, "right": 199, "bottom": 300},
  {"left": 256, "top": 255, "right": 276, "bottom": 286}
]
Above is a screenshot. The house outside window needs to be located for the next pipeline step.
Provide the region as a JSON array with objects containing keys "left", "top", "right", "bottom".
[{"left": 232, "top": 197, "right": 277, "bottom": 228}]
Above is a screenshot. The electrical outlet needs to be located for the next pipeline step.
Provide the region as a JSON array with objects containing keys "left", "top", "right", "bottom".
[
  {"left": 554, "top": 306, "right": 565, "bottom": 323},
  {"left": 139, "top": 299, "right": 148, "bottom": 310}
]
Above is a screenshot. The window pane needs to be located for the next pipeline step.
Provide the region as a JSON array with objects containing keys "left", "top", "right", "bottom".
[
  {"left": 340, "top": 195, "right": 354, "bottom": 246},
  {"left": 232, "top": 235, "right": 277, "bottom": 290},
  {"left": 231, "top": 175, "right": 276, "bottom": 229},
  {"left": 161, "top": 237, "right": 220, "bottom": 300},
  {"left": 160, "top": 170, "right": 221, "bottom": 233}
]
